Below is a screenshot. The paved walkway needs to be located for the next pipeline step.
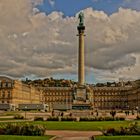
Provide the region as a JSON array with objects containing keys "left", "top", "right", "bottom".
[
  {"left": 54, "top": 136, "right": 91, "bottom": 140},
  {"left": 46, "top": 130, "right": 102, "bottom": 140}
]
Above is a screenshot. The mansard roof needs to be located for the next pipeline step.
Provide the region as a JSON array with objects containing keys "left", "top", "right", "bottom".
[{"left": 0, "top": 76, "right": 14, "bottom": 82}]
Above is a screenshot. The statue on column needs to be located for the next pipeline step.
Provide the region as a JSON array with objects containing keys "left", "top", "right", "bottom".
[{"left": 78, "top": 12, "right": 84, "bottom": 26}]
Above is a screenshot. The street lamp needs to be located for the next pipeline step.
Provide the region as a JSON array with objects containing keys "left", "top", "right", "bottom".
[
  {"left": 127, "top": 105, "right": 130, "bottom": 116},
  {"left": 24, "top": 106, "right": 27, "bottom": 119},
  {"left": 37, "top": 105, "right": 39, "bottom": 112},
  {"left": 127, "top": 105, "right": 129, "bottom": 110}
]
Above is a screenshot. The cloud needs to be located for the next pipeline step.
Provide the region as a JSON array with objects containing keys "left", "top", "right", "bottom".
[
  {"left": 0, "top": 0, "right": 140, "bottom": 82},
  {"left": 92, "top": 0, "right": 99, "bottom": 2},
  {"left": 122, "top": 0, "right": 140, "bottom": 10},
  {"left": 48, "top": 0, "right": 55, "bottom": 7}
]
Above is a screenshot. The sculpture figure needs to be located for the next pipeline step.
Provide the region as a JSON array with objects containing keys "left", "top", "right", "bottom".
[{"left": 78, "top": 12, "right": 84, "bottom": 26}]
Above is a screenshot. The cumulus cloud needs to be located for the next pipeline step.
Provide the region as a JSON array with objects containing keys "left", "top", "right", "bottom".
[
  {"left": 48, "top": 0, "right": 55, "bottom": 7},
  {"left": 0, "top": 0, "right": 140, "bottom": 82},
  {"left": 92, "top": 0, "right": 99, "bottom": 2},
  {"left": 123, "top": 0, "right": 140, "bottom": 10}
]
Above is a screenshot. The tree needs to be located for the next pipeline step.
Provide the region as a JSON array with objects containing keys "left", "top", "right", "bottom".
[{"left": 110, "top": 111, "right": 116, "bottom": 119}]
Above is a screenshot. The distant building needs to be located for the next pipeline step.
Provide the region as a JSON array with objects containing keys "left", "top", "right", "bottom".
[
  {"left": 0, "top": 76, "right": 41, "bottom": 110},
  {"left": 43, "top": 87, "right": 73, "bottom": 110},
  {"left": 42, "top": 85, "right": 134, "bottom": 110},
  {"left": 127, "top": 86, "right": 140, "bottom": 110},
  {"left": 91, "top": 86, "right": 131, "bottom": 110},
  {"left": 0, "top": 76, "right": 140, "bottom": 111}
]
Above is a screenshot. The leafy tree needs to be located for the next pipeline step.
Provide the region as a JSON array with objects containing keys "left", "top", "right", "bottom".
[{"left": 110, "top": 110, "right": 116, "bottom": 119}]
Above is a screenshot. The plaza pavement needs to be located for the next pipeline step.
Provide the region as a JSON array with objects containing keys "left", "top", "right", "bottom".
[
  {"left": 46, "top": 130, "right": 102, "bottom": 140},
  {"left": 53, "top": 137, "right": 91, "bottom": 140}
]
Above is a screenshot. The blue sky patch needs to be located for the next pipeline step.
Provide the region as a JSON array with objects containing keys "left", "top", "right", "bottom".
[{"left": 36, "top": 0, "right": 138, "bottom": 16}]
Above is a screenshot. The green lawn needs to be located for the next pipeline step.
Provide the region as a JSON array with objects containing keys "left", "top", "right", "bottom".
[
  {"left": 0, "top": 135, "right": 52, "bottom": 140},
  {"left": 0, "top": 118, "right": 15, "bottom": 121},
  {"left": 0, "top": 121, "right": 139, "bottom": 131},
  {"left": 96, "top": 136, "right": 140, "bottom": 140},
  {"left": 2, "top": 112, "right": 21, "bottom": 116},
  {"left": 33, "top": 121, "right": 132, "bottom": 131}
]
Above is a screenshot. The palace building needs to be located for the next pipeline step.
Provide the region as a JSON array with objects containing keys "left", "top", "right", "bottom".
[
  {"left": 91, "top": 86, "right": 131, "bottom": 110},
  {"left": 0, "top": 76, "right": 140, "bottom": 111},
  {"left": 43, "top": 87, "right": 73, "bottom": 110},
  {"left": 0, "top": 76, "right": 41, "bottom": 110},
  {"left": 42, "top": 85, "right": 140, "bottom": 111},
  {"left": 127, "top": 86, "right": 140, "bottom": 110}
]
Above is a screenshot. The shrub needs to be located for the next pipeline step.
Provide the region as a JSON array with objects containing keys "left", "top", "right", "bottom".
[
  {"left": 0, "top": 128, "right": 6, "bottom": 135},
  {"left": 60, "top": 112, "right": 64, "bottom": 117},
  {"left": 103, "top": 122, "right": 140, "bottom": 136},
  {"left": 79, "top": 116, "right": 124, "bottom": 121},
  {"left": 136, "top": 115, "right": 140, "bottom": 120},
  {"left": 0, "top": 123, "right": 46, "bottom": 136},
  {"left": 104, "top": 117, "right": 114, "bottom": 121},
  {"left": 104, "top": 128, "right": 116, "bottom": 136},
  {"left": 69, "top": 113, "right": 72, "bottom": 117},
  {"left": 47, "top": 117, "right": 59, "bottom": 121},
  {"left": 61, "top": 117, "right": 76, "bottom": 121},
  {"left": 14, "top": 114, "right": 24, "bottom": 119},
  {"left": 80, "top": 117, "right": 94, "bottom": 121},
  {"left": 110, "top": 111, "right": 116, "bottom": 119},
  {"left": 117, "top": 117, "right": 125, "bottom": 121},
  {"left": 18, "top": 124, "right": 45, "bottom": 136},
  {"left": 98, "top": 117, "right": 104, "bottom": 121},
  {"left": 34, "top": 117, "right": 44, "bottom": 121},
  {"left": 79, "top": 117, "right": 103, "bottom": 121},
  {"left": 79, "top": 117, "right": 88, "bottom": 121}
]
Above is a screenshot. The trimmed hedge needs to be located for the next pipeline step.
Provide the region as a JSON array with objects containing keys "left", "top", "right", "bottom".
[
  {"left": 43, "top": 116, "right": 125, "bottom": 122},
  {"left": 61, "top": 117, "right": 77, "bottom": 121},
  {"left": 34, "top": 117, "right": 44, "bottom": 121},
  {"left": 46, "top": 117, "right": 59, "bottom": 121},
  {"left": 14, "top": 114, "right": 24, "bottom": 119},
  {"left": 0, "top": 123, "right": 45, "bottom": 136},
  {"left": 79, "top": 117, "right": 125, "bottom": 121}
]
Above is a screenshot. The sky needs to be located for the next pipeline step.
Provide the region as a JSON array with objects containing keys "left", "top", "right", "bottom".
[
  {"left": 0, "top": 0, "right": 140, "bottom": 83},
  {"left": 37, "top": 0, "right": 140, "bottom": 16}
]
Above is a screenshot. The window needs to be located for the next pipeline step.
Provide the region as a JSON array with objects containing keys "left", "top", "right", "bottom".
[
  {"left": 2, "top": 91, "right": 5, "bottom": 98},
  {"left": 2, "top": 83, "right": 7, "bottom": 88},
  {"left": 8, "top": 83, "right": 12, "bottom": 88},
  {"left": 8, "top": 91, "right": 11, "bottom": 98}
]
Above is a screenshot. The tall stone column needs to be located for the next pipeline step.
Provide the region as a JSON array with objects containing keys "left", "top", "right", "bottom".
[{"left": 77, "top": 12, "right": 85, "bottom": 86}]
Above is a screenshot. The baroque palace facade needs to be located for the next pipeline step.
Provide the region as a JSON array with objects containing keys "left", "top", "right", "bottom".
[
  {"left": 0, "top": 76, "right": 41, "bottom": 110},
  {"left": 92, "top": 86, "right": 131, "bottom": 110},
  {"left": 0, "top": 76, "right": 140, "bottom": 111},
  {"left": 42, "top": 85, "right": 135, "bottom": 110}
]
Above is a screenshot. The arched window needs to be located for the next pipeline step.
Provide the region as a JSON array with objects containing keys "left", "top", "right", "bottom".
[
  {"left": 8, "top": 91, "right": 11, "bottom": 98},
  {"left": 2, "top": 91, "right": 5, "bottom": 98}
]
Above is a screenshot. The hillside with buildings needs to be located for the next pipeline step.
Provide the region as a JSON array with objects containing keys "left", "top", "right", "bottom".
[
  {"left": 22, "top": 77, "right": 139, "bottom": 88},
  {"left": 23, "top": 78, "right": 76, "bottom": 87}
]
